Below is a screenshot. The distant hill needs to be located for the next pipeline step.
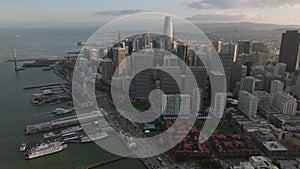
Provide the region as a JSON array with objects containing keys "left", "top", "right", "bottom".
[
  {"left": 194, "top": 22, "right": 300, "bottom": 32},
  {"left": 188, "top": 22, "right": 300, "bottom": 42}
]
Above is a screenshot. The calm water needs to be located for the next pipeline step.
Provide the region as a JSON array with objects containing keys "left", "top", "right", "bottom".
[{"left": 0, "top": 28, "right": 146, "bottom": 169}]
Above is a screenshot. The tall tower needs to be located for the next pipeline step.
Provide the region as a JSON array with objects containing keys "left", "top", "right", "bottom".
[
  {"left": 163, "top": 16, "right": 173, "bottom": 40},
  {"left": 279, "top": 30, "right": 300, "bottom": 72}
]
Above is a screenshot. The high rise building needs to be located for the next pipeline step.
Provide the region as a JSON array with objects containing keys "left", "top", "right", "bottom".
[
  {"left": 101, "top": 59, "right": 114, "bottom": 84},
  {"left": 270, "top": 80, "right": 284, "bottom": 95},
  {"left": 253, "top": 91, "right": 272, "bottom": 105},
  {"left": 220, "top": 53, "right": 234, "bottom": 91},
  {"left": 112, "top": 47, "right": 126, "bottom": 76},
  {"left": 279, "top": 30, "right": 300, "bottom": 72},
  {"left": 240, "top": 76, "right": 255, "bottom": 93},
  {"left": 238, "top": 41, "right": 251, "bottom": 54},
  {"left": 131, "top": 50, "right": 154, "bottom": 99},
  {"left": 162, "top": 94, "right": 191, "bottom": 119},
  {"left": 185, "top": 66, "right": 207, "bottom": 93},
  {"left": 160, "top": 66, "right": 182, "bottom": 94},
  {"left": 293, "top": 72, "right": 300, "bottom": 100},
  {"left": 238, "top": 90, "right": 259, "bottom": 118},
  {"left": 272, "top": 92, "right": 297, "bottom": 116},
  {"left": 163, "top": 16, "right": 173, "bottom": 40},
  {"left": 273, "top": 63, "right": 287, "bottom": 76}
]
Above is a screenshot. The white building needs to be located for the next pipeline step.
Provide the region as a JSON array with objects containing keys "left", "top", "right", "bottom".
[
  {"left": 272, "top": 92, "right": 297, "bottom": 116},
  {"left": 238, "top": 90, "right": 259, "bottom": 118},
  {"left": 241, "top": 76, "right": 256, "bottom": 93},
  {"left": 270, "top": 80, "right": 284, "bottom": 95}
]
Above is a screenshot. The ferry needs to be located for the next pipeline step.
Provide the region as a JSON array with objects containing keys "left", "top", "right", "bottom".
[
  {"left": 24, "top": 141, "right": 67, "bottom": 159},
  {"left": 51, "top": 108, "right": 74, "bottom": 115},
  {"left": 80, "top": 132, "right": 108, "bottom": 143},
  {"left": 19, "top": 143, "right": 27, "bottom": 152}
]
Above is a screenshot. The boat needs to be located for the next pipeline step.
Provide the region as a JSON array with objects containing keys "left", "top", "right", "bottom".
[
  {"left": 19, "top": 143, "right": 27, "bottom": 152},
  {"left": 42, "top": 67, "right": 52, "bottom": 71},
  {"left": 51, "top": 108, "right": 74, "bottom": 115},
  {"left": 61, "top": 126, "right": 82, "bottom": 134},
  {"left": 43, "top": 132, "right": 56, "bottom": 139},
  {"left": 80, "top": 132, "right": 108, "bottom": 143},
  {"left": 24, "top": 141, "right": 67, "bottom": 159}
]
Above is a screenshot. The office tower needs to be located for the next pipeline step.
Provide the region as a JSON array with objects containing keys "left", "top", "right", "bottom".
[
  {"left": 101, "top": 59, "right": 114, "bottom": 84},
  {"left": 98, "top": 48, "right": 107, "bottom": 59},
  {"left": 220, "top": 53, "right": 234, "bottom": 91},
  {"left": 273, "top": 63, "right": 287, "bottom": 76},
  {"left": 238, "top": 41, "right": 251, "bottom": 54},
  {"left": 240, "top": 76, "right": 255, "bottom": 93},
  {"left": 160, "top": 66, "right": 182, "bottom": 94},
  {"left": 185, "top": 66, "right": 207, "bottom": 93},
  {"left": 112, "top": 47, "right": 126, "bottom": 76},
  {"left": 294, "top": 73, "right": 300, "bottom": 99},
  {"left": 279, "top": 30, "right": 300, "bottom": 72},
  {"left": 253, "top": 91, "right": 272, "bottom": 105},
  {"left": 230, "top": 62, "right": 242, "bottom": 91},
  {"left": 238, "top": 90, "right": 259, "bottom": 118},
  {"left": 162, "top": 95, "right": 177, "bottom": 119},
  {"left": 162, "top": 94, "right": 191, "bottom": 119},
  {"left": 131, "top": 50, "right": 154, "bottom": 99},
  {"left": 272, "top": 92, "right": 297, "bottom": 116},
  {"left": 263, "top": 74, "right": 283, "bottom": 93},
  {"left": 221, "top": 42, "right": 238, "bottom": 56},
  {"left": 270, "top": 80, "right": 284, "bottom": 95},
  {"left": 212, "top": 40, "right": 222, "bottom": 53},
  {"left": 143, "top": 33, "right": 152, "bottom": 49},
  {"left": 163, "top": 16, "right": 173, "bottom": 40},
  {"left": 209, "top": 70, "right": 226, "bottom": 102}
]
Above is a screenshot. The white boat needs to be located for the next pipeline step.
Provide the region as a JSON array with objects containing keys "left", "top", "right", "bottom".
[
  {"left": 24, "top": 141, "right": 67, "bottom": 159},
  {"left": 43, "top": 132, "right": 56, "bottom": 139},
  {"left": 51, "top": 108, "right": 74, "bottom": 115},
  {"left": 19, "top": 143, "right": 27, "bottom": 152},
  {"left": 81, "top": 132, "right": 108, "bottom": 143}
]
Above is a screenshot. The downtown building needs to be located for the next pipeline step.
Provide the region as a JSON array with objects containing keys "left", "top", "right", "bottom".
[
  {"left": 279, "top": 30, "right": 300, "bottom": 72},
  {"left": 238, "top": 90, "right": 259, "bottom": 118},
  {"left": 272, "top": 92, "right": 297, "bottom": 116},
  {"left": 162, "top": 94, "right": 191, "bottom": 119},
  {"left": 270, "top": 80, "right": 284, "bottom": 95},
  {"left": 240, "top": 76, "right": 256, "bottom": 93}
]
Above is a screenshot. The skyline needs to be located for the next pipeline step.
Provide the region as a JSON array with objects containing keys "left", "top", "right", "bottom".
[{"left": 0, "top": 0, "right": 300, "bottom": 28}]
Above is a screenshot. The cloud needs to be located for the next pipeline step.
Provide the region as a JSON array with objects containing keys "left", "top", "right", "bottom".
[
  {"left": 93, "top": 9, "right": 148, "bottom": 16},
  {"left": 184, "top": 0, "right": 300, "bottom": 9},
  {"left": 186, "top": 12, "right": 281, "bottom": 22},
  {"left": 186, "top": 12, "right": 300, "bottom": 25}
]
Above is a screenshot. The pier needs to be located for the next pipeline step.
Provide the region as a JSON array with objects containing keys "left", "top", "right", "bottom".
[
  {"left": 23, "top": 83, "right": 68, "bottom": 90},
  {"left": 24, "top": 111, "right": 103, "bottom": 135},
  {"left": 77, "top": 156, "right": 127, "bottom": 169}
]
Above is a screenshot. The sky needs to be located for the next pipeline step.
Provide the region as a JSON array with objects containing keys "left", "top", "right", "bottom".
[{"left": 0, "top": 0, "right": 300, "bottom": 28}]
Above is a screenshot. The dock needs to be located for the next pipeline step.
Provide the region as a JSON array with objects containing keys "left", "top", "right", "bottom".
[
  {"left": 77, "top": 156, "right": 127, "bottom": 169},
  {"left": 24, "top": 111, "right": 103, "bottom": 135},
  {"left": 24, "top": 83, "right": 68, "bottom": 90}
]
